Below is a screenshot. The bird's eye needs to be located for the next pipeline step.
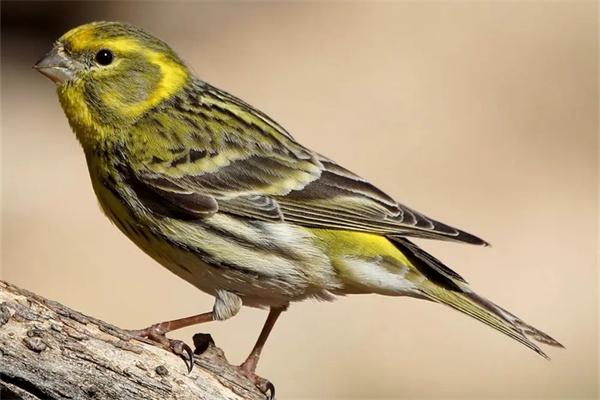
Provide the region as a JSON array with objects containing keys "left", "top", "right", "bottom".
[{"left": 95, "top": 49, "right": 114, "bottom": 66}]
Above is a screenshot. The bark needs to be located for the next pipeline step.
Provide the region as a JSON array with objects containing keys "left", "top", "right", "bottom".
[{"left": 0, "top": 280, "right": 267, "bottom": 400}]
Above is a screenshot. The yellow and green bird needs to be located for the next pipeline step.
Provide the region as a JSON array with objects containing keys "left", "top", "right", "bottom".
[{"left": 35, "top": 21, "right": 562, "bottom": 395}]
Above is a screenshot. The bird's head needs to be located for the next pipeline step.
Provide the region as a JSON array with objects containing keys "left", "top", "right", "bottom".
[{"left": 35, "top": 21, "right": 190, "bottom": 146}]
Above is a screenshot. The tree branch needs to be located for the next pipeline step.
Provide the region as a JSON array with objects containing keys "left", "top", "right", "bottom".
[{"left": 0, "top": 280, "right": 267, "bottom": 400}]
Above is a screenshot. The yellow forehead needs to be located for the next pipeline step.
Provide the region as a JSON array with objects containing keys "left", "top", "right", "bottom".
[
  {"left": 61, "top": 22, "right": 142, "bottom": 53},
  {"left": 61, "top": 23, "right": 100, "bottom": 50}
]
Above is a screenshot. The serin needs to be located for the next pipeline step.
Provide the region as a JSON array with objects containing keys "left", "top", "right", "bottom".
[{"left": 34, "top": 21, "right": 562, "bottom": 397}]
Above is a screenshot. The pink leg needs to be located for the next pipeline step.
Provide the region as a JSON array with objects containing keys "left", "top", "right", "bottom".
[
  {"left": 128, "top": 311, "right": 214, "bottom": 372},
  {"left": 239, "top": 306, "right": 286, "bottom": 398}
]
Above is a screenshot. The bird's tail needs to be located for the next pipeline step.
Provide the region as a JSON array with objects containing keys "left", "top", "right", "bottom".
[{"left": 420, "top": 283, "right": 564, "bottom": 358}]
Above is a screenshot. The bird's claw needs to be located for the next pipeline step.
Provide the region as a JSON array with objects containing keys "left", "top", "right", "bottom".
[
  {"left": 261, "top": 379, "right": 276, "bottom": 400},
  {"left": 169, "top": 338, "right": 194, "bottom": 373},
  {"left": 238, "top": 367, "right": 275, "bottom": 399},
  {"left": 127, "top": 325, "right": 194, "bottom": 373},
  {"left": 252, "top": 375, "right": 275, "bottom": 400}
]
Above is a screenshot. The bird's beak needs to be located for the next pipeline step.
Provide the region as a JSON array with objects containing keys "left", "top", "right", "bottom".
[{"left": 33, "top": 46, "right": 75, "bottom": 84}]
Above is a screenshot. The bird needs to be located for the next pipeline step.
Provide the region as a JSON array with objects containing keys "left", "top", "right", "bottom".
[{"left": 34, "top": 21, "right": 562, "bottom": 397}]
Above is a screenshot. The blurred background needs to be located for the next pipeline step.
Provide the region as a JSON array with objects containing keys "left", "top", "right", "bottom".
[{"left": 1, "top": 1, "right": 597, "bottom": 399}]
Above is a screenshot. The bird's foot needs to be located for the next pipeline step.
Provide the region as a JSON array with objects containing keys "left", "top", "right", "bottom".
[
  {"left": 237, "top": 362, "right": 276, "bottom": 400},
  {"left": 127, "top": 324, "right": 194, "bottom": 373}
]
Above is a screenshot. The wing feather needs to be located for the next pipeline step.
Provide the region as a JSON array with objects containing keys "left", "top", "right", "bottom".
[{"left": 128, "top": 79, "right": 487, "bottom": 245}]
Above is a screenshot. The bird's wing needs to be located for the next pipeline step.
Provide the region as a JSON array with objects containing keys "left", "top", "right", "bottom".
[
  {"left": 128, "top": 82, "right": 487, "bottom": 245},
  {"left": 276, "top": 155, "right": 487, "bottom": 245}
]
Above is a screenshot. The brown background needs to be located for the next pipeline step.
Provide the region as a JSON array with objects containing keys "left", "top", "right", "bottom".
[{"left": 1, "top": 1, "right": 597, "bottom": 399}]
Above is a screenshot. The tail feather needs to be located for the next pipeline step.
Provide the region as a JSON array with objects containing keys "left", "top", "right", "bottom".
[{"left": 421, "top": 284, "right": 563, "bottom": 358}]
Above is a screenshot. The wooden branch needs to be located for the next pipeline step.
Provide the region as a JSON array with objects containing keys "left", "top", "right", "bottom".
[{"left": 0, "top": 280, "right": 267, "bottom": 400}]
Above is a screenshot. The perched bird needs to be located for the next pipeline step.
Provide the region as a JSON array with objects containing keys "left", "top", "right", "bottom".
[{"left": 35, "top": 21, "right": 562, "bottom": 396}]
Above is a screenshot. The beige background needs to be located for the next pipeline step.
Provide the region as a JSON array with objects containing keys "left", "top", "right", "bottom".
[{"left": 1, "top": 1, "right": 598, "bottom": 399}]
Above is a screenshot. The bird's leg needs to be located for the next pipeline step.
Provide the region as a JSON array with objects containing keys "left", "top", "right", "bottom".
[
  {"left": 238, "top": 306, "right": 286, "bottom": 399},
  {"left": 128, "top": 290, "right": 242, "bottom": 372},
  {"left": 128, "top": 311, "right": 214, "bottom": 372},
  {"left": 129, "top": 311, "right": 214, "bottom": 337}
]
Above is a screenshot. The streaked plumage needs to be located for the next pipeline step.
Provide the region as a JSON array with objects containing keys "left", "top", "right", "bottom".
[{"left": 35, "top": 21, "right": 562, "bottom": 389}]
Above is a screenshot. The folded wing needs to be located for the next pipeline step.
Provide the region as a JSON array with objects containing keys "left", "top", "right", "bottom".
[{"left": 127, "top": 81, "right": 488, "bottom": 246}]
